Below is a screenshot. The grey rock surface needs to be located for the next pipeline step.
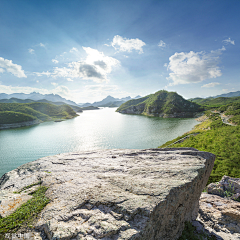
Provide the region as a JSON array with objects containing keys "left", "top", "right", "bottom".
[
  {"left": 207, "top": 175, "right": 240, "bottom": 200},
  {"left": 0, "top": 148, "right": 215, "bottom": 240},
  {"left": 198, "top": 193, "right": 240, "bottom": 240}
]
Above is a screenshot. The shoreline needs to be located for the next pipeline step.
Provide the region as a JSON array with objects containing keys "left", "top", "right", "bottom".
[
  {"left": 0, "top": 119, "right": 42, "bottom": 130},
  {"left": 0, "top": 114, "right": 79, "bottom": 130}
]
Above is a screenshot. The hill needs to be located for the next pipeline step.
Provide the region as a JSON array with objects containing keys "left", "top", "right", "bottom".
[
  {"left": 213, "top": 90, "right": 240, "bottom": 98},
  {"left": 0, "top": 98, "right": 83, "bottom": 113},
  {"left": 0, "top": 102, "right": 78, "bottom": 125},
  {"left": 116, "top": 90, "right": 203, "bottom": 117},
  {"left": 191, "top": 96, "right": 240, "bottom": 109},
  {"left": 159, "top": 102, "right": 240, "bottom": 184},
  {"left": 0, "top": 92, "right": 78, "bottom": 106}
]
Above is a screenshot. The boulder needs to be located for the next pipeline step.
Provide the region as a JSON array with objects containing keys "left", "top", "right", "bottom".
[
  {"left": 198, "top": 193, "right": 240, "bottom": 240},
  {"left": 0, "top": 148, "right": 215, "bottom": 240},
  {"left": 207, "top": 175, "right": 240, "bottom": 200}
]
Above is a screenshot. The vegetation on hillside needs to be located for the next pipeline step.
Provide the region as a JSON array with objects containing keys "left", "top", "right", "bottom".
[
  {"left": 117, "top": 90, "right": 203, "bottom": 116},
  {"left": 0, "top": 97, "right": 83, "bottom": 112},
  {"left": 79, "top": 106, "right": 100, "bottom": 111},
  {"left": 191, "top": 96, "right": 240, "bottom": 109},
  {"left": 159, "top": 105, "right": 240, "bottom": 184},
  {"left": 0, "top": 111, "right": 37, "bottom": 124},
  {"left": 0, "top": 102, "right": 78, "bottom": 125},
  {"left": 116, "top": 95, "right": 150, "bottom": 112}
]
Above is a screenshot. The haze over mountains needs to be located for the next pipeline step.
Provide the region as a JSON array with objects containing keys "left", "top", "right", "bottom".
[
  {"left": 0, "top": 93, "right": 142, "bottom": 108},
  {"left": 0, "top": 92, "right": 78, "bottom": 106},
  {"left": 189, "top": 91, "right": 240, "bottom": 101},
  {"left": 1, "top": 90, "right": 240, "bottom": 109}
]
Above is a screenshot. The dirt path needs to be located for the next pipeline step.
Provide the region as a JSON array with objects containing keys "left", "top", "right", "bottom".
[{"left": 220, "top": 113, "right": 236, "bottom": 126}]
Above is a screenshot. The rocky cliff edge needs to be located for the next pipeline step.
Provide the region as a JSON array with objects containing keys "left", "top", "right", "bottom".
[{"left": 0, "top": 148, "right": 215, "bottom": 240}]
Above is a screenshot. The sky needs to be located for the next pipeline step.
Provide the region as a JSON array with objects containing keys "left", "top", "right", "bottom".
[{"left": 0, "top": 0, "right": 240, "bottom": 104}]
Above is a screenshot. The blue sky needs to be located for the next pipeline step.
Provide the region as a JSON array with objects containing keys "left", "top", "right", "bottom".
[{"left": 0, "top": 0, "right": 239, "bottom": 103}]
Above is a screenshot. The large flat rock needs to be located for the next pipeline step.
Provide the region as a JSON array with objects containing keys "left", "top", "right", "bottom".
[{"left": 0, "top": 148, "right": 215, "bottom": 240}]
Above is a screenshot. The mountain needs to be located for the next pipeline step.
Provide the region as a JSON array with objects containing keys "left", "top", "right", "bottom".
[
  {"left": 133, "top": 95, "right": 142, "bottom": 99},
  {"left": 189, "top": 90, "right": 240, "bottom": 103},
  {"left": 0, "top": 98, "right": 83, "bottom": 112},
  {"left": 99, "top": 100, "right": 125, "bottom": 108},
  {"left": 0, "top": 92, "right": 78, "bottom": 106},
  {"left": 81, "top": 95, "right": 142, "bottom": 107},
  {"left": 213, "top": 91, "right": 240, "bottom": 98},
  {"left": 116, "top": 90, "right": 203, "bottom": 118},
  {"left": 0, "top": 102, "right": 78, "bottom": 125},
  {"left": 191, "top": 96, "right": 240, "bottom": 109}
]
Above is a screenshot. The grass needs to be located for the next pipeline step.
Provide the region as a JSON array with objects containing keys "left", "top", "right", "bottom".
[
  {"left": 0, "top": 186, "right": 50, "bottom": 237},
  {"left": 159, "top": 110, "right": 240, "bottom": 184}
]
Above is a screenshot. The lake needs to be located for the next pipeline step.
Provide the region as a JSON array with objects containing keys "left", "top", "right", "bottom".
[{"left": 0, "top": 107, "right": 198, "bottom": 177}]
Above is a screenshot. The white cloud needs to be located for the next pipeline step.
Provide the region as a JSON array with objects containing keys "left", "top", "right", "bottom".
[
  {"left": 222, "top": 89, "right": 229, "bottom": 92},
  {"left": 67, "top": 78, "right": 73, "bottom": 82},
  {"left": 158, "top": 40, "right": 166, "bottom": 48},
  {"left": 164, "top": 63, "right": 168, "bottom": 67},
  {"left": 52, "top": 59, "right": 59, "bottom": 64},
  {"left": 0, "top": 84, "right": 49, "bottom": 95},
  {"left": 70, "top": 47, "right": 78, "bottom": 53},
  {"left": 34, "top": 71, "right": 51, "bottom": 77},
  {"left": 73, "top": 84, "right": 128, "bottom": 103},
  {"left": 111, "top": 35, "right": 146, "bottom": 54},
  {"left": 28, "top": 48, "right": 35, "bottom": 54},
  {"left": 35, "top": 47, "right": 120, "bottom": 83},
  {"left": 39, "top": 43, "right": 46, "bottom": 48},
  {"left": 51, "top": 82, "right": 58, "bottom": 86},
  {"left": 223, "top": 38, "right": 235, "bottom": 45},
  {"left": 201, "top": 82, "right": 220, "bottom": 88},
  {"left": 0, "top": 68, "right": 5, "bottom": 73},
  {"left": 166, "top": 47, "right": 225, "bottom": 86},
  {"left": 60, "top": 52, "right": 67, "bottom": 57},
  {"left": 0, "top": 57, "right": 27, "bottom": 78},
  {"left": 52, "top": 85, "right": 70, "bottom": 97}
]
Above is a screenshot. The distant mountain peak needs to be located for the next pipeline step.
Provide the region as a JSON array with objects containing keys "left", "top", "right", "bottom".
[{"left": 0, "top": 92, "right": 78, "bottom": 106}]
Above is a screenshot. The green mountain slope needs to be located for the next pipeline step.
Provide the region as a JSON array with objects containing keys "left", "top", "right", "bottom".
[
  {"left": 191, "top": 96, "right": 240, "bottom": 108},
  {"left": 0, "top": 98, "right": 83, "bottom": 112},
  {"left": 117, "top": 90, "right": 203, "bottom": 117},
  {"left": 0, "top": 102, "right": 78, "bottom": 125},
  {"left": 0, "top": 111, "right": 37, "bottom": 124}
]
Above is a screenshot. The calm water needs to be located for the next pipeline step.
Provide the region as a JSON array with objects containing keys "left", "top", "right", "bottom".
[{"left": 0, "top": 107, "right": 198, "bottom": 177}]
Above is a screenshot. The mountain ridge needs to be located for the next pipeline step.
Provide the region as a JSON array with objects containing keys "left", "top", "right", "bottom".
[
  {"left": 81, "top": 95, "right": 141, "bottom": 107},
  {"left": 0, "top": 92, "right": 78, "bottom": 106}
]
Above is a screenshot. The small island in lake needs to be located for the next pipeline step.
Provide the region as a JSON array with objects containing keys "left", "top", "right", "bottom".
[{"left": 116, "top": 90, "right": 204, "bottom": 118}]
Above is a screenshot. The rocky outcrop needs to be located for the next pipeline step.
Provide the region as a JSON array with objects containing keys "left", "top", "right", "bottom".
[
  {"left": 198, "top": 193, "right": 240, "bottom": 240},
  {"left": 207, "top": 175, "right": 240, "bottom": 200},
  {"left": 0, "top": 148, "right": 215, "bottom": 240},
  {"left": 0, "top": 119, "right": 42, "bottom": 130},
  {"left": 195, "top": 176, "right": 240, "bottom": 240}
]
